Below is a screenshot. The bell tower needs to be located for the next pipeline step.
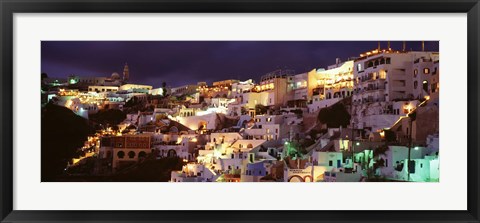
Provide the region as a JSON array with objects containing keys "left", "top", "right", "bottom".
[{"left": 123, "top": 63, "right": 129, "bottom": 82}]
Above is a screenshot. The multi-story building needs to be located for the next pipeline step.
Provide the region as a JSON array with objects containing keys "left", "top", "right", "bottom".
[
  {"left": 99, "top": 134, "right": 153, "bottom": 171},
  {"left": 351, "top": 49, "right": 439, "bottom": 130},
  {"left": 119, "top": 84, "right": 153, "bottom": 91},
  {"left": 171, "top": 84, "right": 198, "bottom": 97},
  {"left": 286, "top": 72, "right": 309, "bottom": 108},
  {"left": 353, "top": 49, "right": 438, "bottom": 104},
  {"left": 307, "top": 60, "right": 354, "bottom": 113},
  {"left": 88, "top": 85, "right": 119, "bottom": 93}
]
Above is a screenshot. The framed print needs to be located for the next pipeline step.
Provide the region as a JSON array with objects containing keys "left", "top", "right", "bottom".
[{"left": 1, "top": 0, "right": 479, "bottom": 222}]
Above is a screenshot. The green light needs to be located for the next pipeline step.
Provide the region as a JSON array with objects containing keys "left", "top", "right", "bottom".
[
  {"left": 414, "top": 147, "right": 419, "bottom": 150},
  {"left": 69, "top": 79, "right": 77, "bottom": 84}
]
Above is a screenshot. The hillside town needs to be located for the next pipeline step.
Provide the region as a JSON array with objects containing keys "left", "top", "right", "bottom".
[{"left": 41, "top": 43, "right": 439, "bottom": 182}]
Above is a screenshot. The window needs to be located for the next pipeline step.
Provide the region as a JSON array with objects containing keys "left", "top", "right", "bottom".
[
  {"left": 117, "top": 151, "right": 125, "bottom": 159},
  {"left": 386, "top": 58, "right": 391, "bottom": 64},
  {"left": 329, "top": 160, "right": 333, "bottom": 166},
  {"left": 414, "top": 81, "right": 418, "bottom": 89},
  {"left": 423, "top": 68, "right": 430, "bottom": 74},
  {"left": 128, "top": 151, "right": 135, "bottom": 158},
  {"left": 357, "top": 63, "right": 362, "bottom": 71},
  {"left": 413, "top": 69, "right": 418, "bottom": 77}
]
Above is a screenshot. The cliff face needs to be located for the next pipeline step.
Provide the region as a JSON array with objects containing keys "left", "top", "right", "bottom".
[
  {"left": 214, "top": 113, "right": 240, "bottom": 131},
  {"left": 412, "top": 104, "right": 439, "bottom": 144}
]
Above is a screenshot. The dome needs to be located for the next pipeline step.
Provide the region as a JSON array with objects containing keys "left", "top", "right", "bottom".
[{"left": 111, "top": 72, "right": 121, "bottom": 79}]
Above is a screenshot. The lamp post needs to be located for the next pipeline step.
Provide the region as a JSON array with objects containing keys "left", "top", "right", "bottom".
[
  {"left": 351, "top": 121, "right": 355, "bottom": 171},
  {"left": 407, "top": 111, "right": 416, "bottom": 182}
]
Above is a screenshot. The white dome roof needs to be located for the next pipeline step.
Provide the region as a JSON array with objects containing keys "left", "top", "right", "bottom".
[{"left": 111, "top": 72, "right": 121, "bottom": 79}]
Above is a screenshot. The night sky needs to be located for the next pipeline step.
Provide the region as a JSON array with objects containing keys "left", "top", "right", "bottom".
[{"left": 41, "top": 41, "right": 439, "bottom": 88}]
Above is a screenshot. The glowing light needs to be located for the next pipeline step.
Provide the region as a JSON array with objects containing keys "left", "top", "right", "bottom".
[
  {"left": 356, "top": 142, "right": 360, "bottom": 146},
  {"left": 380, "top": 131, "right": 385, "bottom": 137}
]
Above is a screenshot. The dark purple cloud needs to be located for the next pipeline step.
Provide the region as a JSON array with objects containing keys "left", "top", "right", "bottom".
[{"left": 41, "top": 41, "right": 439, "bottom": 88}]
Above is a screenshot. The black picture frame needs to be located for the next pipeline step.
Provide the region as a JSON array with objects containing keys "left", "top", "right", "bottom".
[{"left": 1, "top": 0, "right": 479, "bottom": 222}]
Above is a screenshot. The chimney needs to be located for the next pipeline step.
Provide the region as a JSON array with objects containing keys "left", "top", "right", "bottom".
[
  {"left": 336, "top": 58, "right": 341, "bottom": 65},
  {"left": 387, "top": 41, "right": 391, "bottom": 49},
  {"left": 403, "top": 41, "right": 406, "bottom": 51},
  {"left": 422, "top": 41, "right": 425, "bottom": 51},
  {"left": 377, "top": 41, "right": 381, "bottom": 50}
]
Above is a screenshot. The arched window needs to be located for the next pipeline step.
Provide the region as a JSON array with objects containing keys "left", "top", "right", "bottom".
[
  {"left": 414, "top": 69, "right": 418, "bottom": 78},
  {"left": 128, "top": 151, "right": 135, "bottom": 158},
  {"left": 117, "top": 151, "right": 125, "bottom": 159},
  {"left": 247, "top": 144, "right": 253, "bottom": 148},
  {"left": 414, "top": 81, "right": 418, "bottom": 89},
  {"left": 138, "top": 151, "right": 147, "bottom": 158}
]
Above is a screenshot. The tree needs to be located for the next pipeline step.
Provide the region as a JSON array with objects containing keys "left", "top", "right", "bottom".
[
  {"left": 41, "top": 104, "right": 93, "bottom": 181},
  {"left": 89, "top": 109, "right": 126, "bottom": 127},
  {"left": 240, "top": 107, "right": 248, "bottom": 115},
  {"left": 317, "top": 102, "right": 351, "bottom": 128},
  {"left": 41, "top": 72, "right": 48, "bottom": 80},
  {"left": 255, "top": 104, "right": 268, "bottom": 115},
  {"left": 161, "top": 81, "right": 168, "bottom": 97}
]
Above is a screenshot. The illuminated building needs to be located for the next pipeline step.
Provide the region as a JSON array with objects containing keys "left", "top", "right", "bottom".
[
  {"left": 286, "top": 72, "right": 309, "bottom": 108},
  {"left": 258, "top": 69, "right": 291, "bottom": 107},
  {"left": 212, "top": 79, "right": 239, "bottom": 87},
  {"left": 119, "top": 84, "right": 152, "bottom": 91},
  {"left": 353, "top": 49, "right": 438, "bottom": 104},
  {"left": 99, "top": 133, "right": 153, "bottom": 172},
  {"left": 171, "top": 163, "right": 219, "bottom": 182},
  {"left": 88, "top": 85, "right": 119, "bottom": 93},
  {"left": 171, "top": 84, "right": 198, "bottom": 97},
  {"left": 376, "top": 146, "right": 439, "bottom": 182},
  {"left": 307, "top": 59, "right": 354, "bottom": 113},
  {"left": 351, "top": 49, "right": 439, "bottom": 130}
]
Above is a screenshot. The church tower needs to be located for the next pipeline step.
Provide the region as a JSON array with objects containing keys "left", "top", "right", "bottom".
[{"left": 123, "top": 63, "right": 129, "bottom": 82}]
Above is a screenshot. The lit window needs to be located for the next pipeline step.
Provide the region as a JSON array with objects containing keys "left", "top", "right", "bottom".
[
  {"left": 414, "top": 69, "right": 418, "bottom": 77},
  {"left": 423, "top": 68, "right": 430, "bottom": 74}
]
